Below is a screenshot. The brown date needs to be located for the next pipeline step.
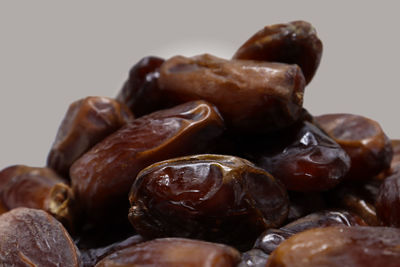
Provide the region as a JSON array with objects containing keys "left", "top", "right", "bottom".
[
  {"left": 95, "top": 238, "right": 240, "bottom": 267},
  {"left": 257, "top": 121, "right": 351, "bottom": 192},
  {"left": 0, "top": 165, "right": 75, "bottom": 228},
  {"left": 376, "top": 170, "right": 400, "bottom": 227},
  {"left": 129, "top": 154, "right": 289, "bottom": 250},
  {"left": 71, "top": 100, "right": 224, "bottom": 221},
  {"left": 266, "top": 226, "right": 400, "bottom": 267},
  {"left": 315, "top": 113, "right": 393, "bottom": 180},
  {"left": 254, "top": 210, "right": 365, "bottom": 255},
  {"left": 286, "top": 191, "right": 326, "bottom": 223},
  {"left": 47, "top": 96, "right": 133, "bottom": 177},
  {"left": 158, "top": 53, "right": 305, "bottom": 133},
  {"left": 0, "top": 208, "right": 81, "bottom": 266},
  {"left": 233, "top": 20, "right": 323, "bottom": 84},
  {"left": 116, "top": 56, "right": 166, "bottom": 117}
]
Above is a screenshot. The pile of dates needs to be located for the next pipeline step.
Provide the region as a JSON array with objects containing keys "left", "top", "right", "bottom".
[{"left": 1, "top": 21, "right": 400, "bottom": 267}]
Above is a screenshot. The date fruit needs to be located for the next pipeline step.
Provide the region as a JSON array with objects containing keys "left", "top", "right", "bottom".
[
  {"left": 266, "top": 226, "right": 400, "bottom": 267},
  {"left": 129, "top": 154, "right": 288, "bottom": 249},
  {"left": 315, "top": 113, "right": 393, "bottom": 180},
  {"left": 71, "top": 101, "right": 224, "bottom": 221},
  {"left": 0, "top": 165, "right": 75, "bottom": 228},
  {"left": 376, "top": 170, "right": 400, "bottom": 227},
  {"left": 158, "top": 53, "right": 305, "bottom": 133},
  {"left": 47, "top": 96, "right": 133, "bottom": 177},
  {"left": 116, "top": 56, "right": 166, "bottom": 117},
  {"left": 0, "top": 208, "right": 81, "bottom": 266},
  {"left": 257, "top": 122, "right": 351, "bottom": 192},
  {"left": 95, "top": 238, "right": 240, "bottom": 267},
  {"left": 233, "top": 21, "right": 323, "bottom": 84}
]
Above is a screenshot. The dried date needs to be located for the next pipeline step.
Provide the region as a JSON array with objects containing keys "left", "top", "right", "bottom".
[
  {"left": 158, "top": 53, "right": 305, "bottom": 133},
  {"left": 233, "top": 20, "right": 323, "bottom": 84},
  {"left": 128, "top": 154, "right": 288, "bottom": 250}
]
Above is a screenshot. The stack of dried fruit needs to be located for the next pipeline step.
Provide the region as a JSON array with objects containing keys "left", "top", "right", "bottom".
[{"left": 1, "top": 21, "right": 400, "bottom": 267}]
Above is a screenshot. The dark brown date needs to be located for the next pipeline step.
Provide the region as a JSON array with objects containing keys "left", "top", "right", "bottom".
[
  {"left": 47, "top": 96, "right": 133, "bottom": 177},
  {"left": 116, "top": 56, "right": 166, "bottom": 117},
  {"left": 129, "top": 154, "right": 288, "bottom": 250},
  {"left": 81, "top": 235, "right": 145, "bottom": 267},
  {"left": 71, "top": 101, "right": 224, "bottom": 221},
  {"left": 315, "top": 113, "right": 393, "bottom": 180},
  {"left": 326, "top": 180, "right": 381, "bottom": 226},
  {"left": 158, "top": 54, "right": 305, "bottom": 133},
  {"left": 286, "top": 192, "right": 326, "bottom": 223},
  {"left": 233, "top": 20, "right": 323, "bottom": 84},
  {"left": 0, "top": 165, "right": 75, "bottom": 228},
  {"left": 254, "top": 210, "right": 365, "bottom": 255},
  {"left": 266, "top": 226, "right": 400, "bottom": 267},
  {"left": 0, "top": 208, "right": 81, "bottom": 266},
  {"left": 239, "top": 249, "right": 270, "bottom": 267},
  {"left": 257, "top": 122, "right": 350, "bottom": 192},
  {"left": 95, "top": 238, "right": 240, "bottom": 267},
  {"left": 376, "top": 170, "right": 400, "bottom": 227}
]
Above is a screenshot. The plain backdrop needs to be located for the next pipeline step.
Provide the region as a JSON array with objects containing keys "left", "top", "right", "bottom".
[{"left": 1, "top": 1, "right": 399, "bottom": 168}]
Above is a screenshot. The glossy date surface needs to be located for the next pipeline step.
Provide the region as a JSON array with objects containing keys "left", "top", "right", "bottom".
[{"left": 129, "top": 154, "right": 288, "bottom": 249}]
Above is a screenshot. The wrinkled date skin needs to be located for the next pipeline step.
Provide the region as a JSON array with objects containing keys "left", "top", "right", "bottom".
[
  {"left": 71, "top": 101, "right": 225, "bottom": 221},
  {"left": 257, "top": 122, "right": 351, "bottom": 192},
  {"left": 266, "top": 226, "right": 400, "bottom": 267},
  {"left": 254, "top": 210, "right": 365, "bottom": 255},
  {"left": 81, "top": 235, "right": 145, "bottom": 267},
  {"left": 47, "top": 96, "right": 133, "bottom": 177},
  {"left": 158, "top": 54, "right": 305, "bottom": 133},
  {"left": 116, "top": 56, "right": 166, "bottom": 117},
  {"left": 95, "top": 238, "right": 240, "bottom": 267},
  {"left": 376, "top": 170, "right": 400, "bottom": 227},
  {"left": 233, "top": 20, "right": 323, "bottom": 84},
  {"left": 0, "top": 208, "right": 81, "bottom": 266},
  {"left": 315, "top": 113, "right": 393, "bottom": 181},
  {"left": 326, "top": 180, "right": 381, "bottom": 226},
  {"left": 0, "top": 165, "right": 75, "bottom": 228},
  {"left": 129, "top": 154, "right": 289, "bottom": 250}
]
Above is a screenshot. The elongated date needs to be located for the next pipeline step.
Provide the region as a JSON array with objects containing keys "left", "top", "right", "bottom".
[{"left": 129, "top": 154, "right": 289, "bottom": 250}]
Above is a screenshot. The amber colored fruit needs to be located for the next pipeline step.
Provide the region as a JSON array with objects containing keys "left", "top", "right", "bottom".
[
  {"left": 266, "top": 226, "right": 400, "bottom": 267},
  {"left": 376, "top": 170, "right": 400, "bottom": 227},
  {"left": 257, "top": 122, "right": 350, "bottom": 192},
  {"left": 254, "top": 210, "right": 365, "bottom": 255},
  {"left": 0, "top": 165, "right": 75, "bottom": 228},
  {"left": 116, "top": 56, "right": 166, "bottom": 117},
  {"left": 326, "top": 180, "right": 381, "bottom": 226},
  {"left": 47, "top": 96, "right": 133, "bottom": 177},
  {"left": 0, "top": 208, "right": 81, "bottom": 266},
  {"left": 95, "top": 238, "right": 240, "bottom": 267},
  {"left": 315, "top": 113, "right": 393, "bottom": 181},
  {"left": 233, "top": 21, "right": 322, "bottom": 84},
  {"left": 71, "top": 101, "right": 224, "bottom": 221},
  {"left": 158, "top": 54, "right": 305, "bottom": 133},
  {"left": 129, "top": 154, "right": 288, "bottom": 250},
  {"left": 81, "top": 235, "right": 144, "bottom": 267}
]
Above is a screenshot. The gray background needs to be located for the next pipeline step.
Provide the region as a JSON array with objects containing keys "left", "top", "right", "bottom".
[{"left": 1, "top": 1, "right": 399, "bottom": 168}]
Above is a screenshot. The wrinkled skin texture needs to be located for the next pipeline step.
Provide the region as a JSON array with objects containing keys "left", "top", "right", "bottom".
[
  {"left": 266, "top": 226, "right": 400, "bottom": 267},
  {"left": 95, "top": 238, "right": 240, "bottom": 267},
  {"left": 129, "top": 154, "right": 288, "bottom": 250},
  {"left": 158, "top": 54, "right": 305, "bottom": 133},
  {"left": 254, "top": 210, "right": 365, "bottom": 255},
  {"left": 315, "top": 113, "right": 393, "bottom": 181},
  {"left": 47, "top": 96, "right": 133, "bottom": 177},
  {"left": 0, "top": 208, "right": 81, "bottom": 266},
  {"left": 326, "top": 180, "right": 381, "bottom": 226},
  {"left": 257, "top": 122, "right": 351, "bottom": 192},
  {"left": 233, "top": 20, "right": 322, "bottom": 84},
  {"left": 71, "top": 101, "right": 225, "bottom": 221},
  {"left": 0, "top": 165, "right": 75, "bottom": 228},
  {"left": 116, "top": 56, "right": 166, "bottom": 117},
  {"left": 81, "top": 235, "right": 145, "bottom": 267},
  {"left": 376, "top": 170, "right": 400, "bottom": 227}
]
